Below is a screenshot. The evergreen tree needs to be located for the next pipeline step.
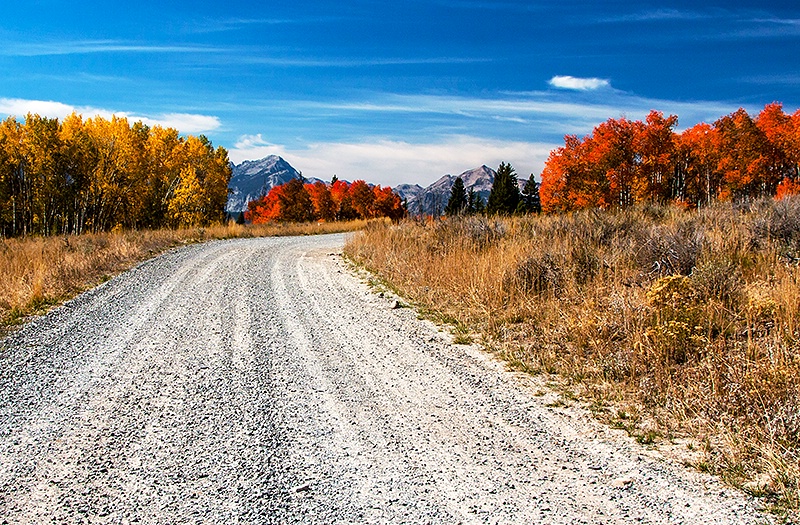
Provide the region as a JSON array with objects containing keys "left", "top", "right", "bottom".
[
  {"left": 519, "top": 174, "right": 542, "bottom": 213},
  {"left": 445, "top": 177, "right": 468, "bottom": 216},
  {"left": 486, "top": 162, "right": 520, "bottom": 215},
  {"left": 467, "top": 188, "right": 485, "bottom": 215}
]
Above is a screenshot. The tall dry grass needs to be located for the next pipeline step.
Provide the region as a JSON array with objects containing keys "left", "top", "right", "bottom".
[
  {"left": 345, "top": 200, "right": 800, "bottom": 514},
  {"left": 0, "top": 219, "right": 369, "bottom": 331}
]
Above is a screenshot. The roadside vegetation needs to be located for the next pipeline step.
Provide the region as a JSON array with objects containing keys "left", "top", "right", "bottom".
[
  {"left": 345, "top": 199, "right": 800, "bottom": 516},
  {"left": 0, "top": 220, "right": 369, "bottom": 334}
]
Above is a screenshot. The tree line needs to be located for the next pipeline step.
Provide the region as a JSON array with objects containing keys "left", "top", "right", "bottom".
[
  {"left": 444, "top": 162, "right": 541, "bottom": 217},
  {"left": 0, "top": 113, "right": 231, "bottom": 237},
  {"left": 539, "top": 103, "right": 800, "bottom": 212},
  {"left": 245, "top": 176, "right": 405, "bottom": 223}
]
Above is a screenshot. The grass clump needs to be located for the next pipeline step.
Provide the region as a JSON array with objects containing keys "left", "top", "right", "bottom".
[{"left": 344, "top": 198, "right": 800, "bottom": 516}]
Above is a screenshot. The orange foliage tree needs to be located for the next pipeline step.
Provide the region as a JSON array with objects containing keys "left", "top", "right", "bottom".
[
  {"left": 245, "top": 178, "right": 405, "bottom": 223},
  {"left": 540, "top": 104, "right": 800, "bottom": 212}
]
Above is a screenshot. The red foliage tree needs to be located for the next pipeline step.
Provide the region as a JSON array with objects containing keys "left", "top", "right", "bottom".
[
  {"left": 540, "top": 103, "right": 799, "bottom": 212},
  {"left": 278, "top": 178, "right": 314, "bottom": 222},
  {"left": 633, "top": 111, "right": 678, "bottom": 202},
  {"left": 307, "top": 181, "right": 336, "bottom": 222},
  {"left": 715, "top": 108, "right": 775, "bottom": 199},
  {"left": 244, "top": 185, "right": 283, "bottom": 224},
  {"left": 245, "top": 178, "right": 405, "bottom": 223},
  {"left": 756, "top": 103, "right": 798, "bottom": 186},
  {"left": 372, "top": 185, "right": 405, "bottom": 220},
  {"left": 349, "top": 180, "right": 376, "bottom": 218},
  {"left": 674, "top": 123, "right": 721, "bottom": 207},
  {"left": 776, "top": 177, "right": 800, "bottom": 199}
]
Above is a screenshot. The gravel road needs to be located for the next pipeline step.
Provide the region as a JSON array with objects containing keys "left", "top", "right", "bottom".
[{"left": 0, "top": 234, "right": 771, "bottom": 524}]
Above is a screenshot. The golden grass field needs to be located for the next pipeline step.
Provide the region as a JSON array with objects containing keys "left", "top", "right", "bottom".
[
  {"left": 345, "top": 199, "right": 800, "bottom": 516},
  {"left": 0, "top": 220, "right": 369, "bottom": 331}
]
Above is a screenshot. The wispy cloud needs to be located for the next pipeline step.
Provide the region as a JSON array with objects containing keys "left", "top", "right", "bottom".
[
  {"left": 230, "top": 55, "right": 492, "bottom": 68},
  {"left": 598, "top": 8, "right": 717, "bottom": 23},
  {"left": 185, "top": 16, "right": 347, "bottom": 34},
  {"left": 1, "top": 37, "right": 488, "bottom": 68},
  {"left": 549, "top": 76, "right": 610, "bottom": 91},
  {"left": 432, "top": 1, "right": 547, "bottom": 12},
  {"left": 229, "top": 135, "right": 556, "bottom": 186},
  {"left": 596, "top": 8, "right": 800, "bottom": 39},
  {"left": 291, "top": 88, "right": 737, "bottom": 131},
  {"left": 0, "top": 40, "right": 220, "bottom": 57},
  {"left": 0, "top": 98, "right": 221, "bottom": 133},
  {"left": 731, "top": 17, "right": 800, "bottom": 38},
  {"left": 300, "top": 93, "right": 621, "bottom": 122},
  {"left": 741, "top": 73, "right": 800, "bottom": 85}
]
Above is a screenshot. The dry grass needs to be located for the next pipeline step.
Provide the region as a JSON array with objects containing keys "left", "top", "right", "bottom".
[
  {"left": 0, "top": 219, "right": 369, "bottom": 332},
  {"left": 345, "top": 200, "right": 800, "bottom": 516}
]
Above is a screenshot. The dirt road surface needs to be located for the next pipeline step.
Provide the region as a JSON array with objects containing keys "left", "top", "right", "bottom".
[{"left": 0, "top": 234, "right": 771, "bottom": 523}]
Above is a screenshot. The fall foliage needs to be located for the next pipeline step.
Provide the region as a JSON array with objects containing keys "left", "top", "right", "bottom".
[
  {"left": 0, "top": 113, "right": 231, "bottom": 236},
  {"left": 540, "top": 104, "right": 800, "bottom": 212},
  {"left": 245, "top": 178, "right": 405, "bottom": 223}
]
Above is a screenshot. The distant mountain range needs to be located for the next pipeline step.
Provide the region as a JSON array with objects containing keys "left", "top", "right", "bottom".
[
  {"left": 400, "top": 165, "right": 499, "bottom": 216},
  {"left": 226, "top": 156, "right": 523, "bottom": 217}
]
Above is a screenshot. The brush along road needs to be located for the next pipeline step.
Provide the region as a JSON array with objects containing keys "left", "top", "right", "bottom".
[{"left": 0, "top": 234, "right": 770, "bottom": 524}]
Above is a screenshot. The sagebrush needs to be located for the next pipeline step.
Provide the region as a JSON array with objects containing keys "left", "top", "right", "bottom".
[{"left": 345, "top": 199, "right": 800, "bottom": 513}]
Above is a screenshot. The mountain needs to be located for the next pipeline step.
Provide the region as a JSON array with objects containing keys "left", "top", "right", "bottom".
[
  {"left": 407, "top": 165, "right": 498, "bottom": 216},
  {"left": 226, "top": 155, "right": 301, "bottom": 214},
  {"left": 393, "top": 183, "right": 425, "bottom": 205}
]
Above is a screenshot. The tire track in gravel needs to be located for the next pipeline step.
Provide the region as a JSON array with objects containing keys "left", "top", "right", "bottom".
[{"left": 0, "top": 234, "right": 772, "bottom": 524}]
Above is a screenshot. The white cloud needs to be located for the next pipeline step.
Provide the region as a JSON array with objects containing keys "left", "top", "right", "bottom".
[
  {"left": 228, "top": 135, "right": 557, "bottom": 187},
  {"left": 0, "top": 98, "right": 221, "bottom": 133},
  {"left": 233, "top": 133, "right": 273, "bottom": 149},
  {"left": 143, "top": 113, "right": 221, "bottom": 133},
  {"left": 549, "top": 76, "right": 610, "bottom": 91}
]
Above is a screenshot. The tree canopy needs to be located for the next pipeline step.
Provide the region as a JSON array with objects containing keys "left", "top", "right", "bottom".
[
  {"left": 0, "top": 113, "right": 231, "bottom": 236},
  {"left": 540, "top": 104, "right": 800, "bottom": 212},
  {"left": 245, "top": 179, "right": 405, "bottom": 223}
]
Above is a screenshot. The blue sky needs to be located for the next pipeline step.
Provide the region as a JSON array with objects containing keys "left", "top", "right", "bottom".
[{"left": 0, "top": 1, "right": 798, "bottom": 186}]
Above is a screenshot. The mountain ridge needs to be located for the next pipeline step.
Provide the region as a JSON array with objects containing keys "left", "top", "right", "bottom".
[
  {"left": 406, "top": 165, "right": 498, "bottom": 216},
  {"left": 226, "top": 155, "right": 301, "bottom": 214}
]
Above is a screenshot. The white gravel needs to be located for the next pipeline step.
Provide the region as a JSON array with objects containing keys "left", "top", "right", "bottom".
[{"left": 0, "top": 234, "right": 773, "bottom": 523}]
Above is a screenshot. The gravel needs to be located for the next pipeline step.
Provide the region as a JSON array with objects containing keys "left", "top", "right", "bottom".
[{"left": 0, "top": 234, "right": 773, "bottom": 523}]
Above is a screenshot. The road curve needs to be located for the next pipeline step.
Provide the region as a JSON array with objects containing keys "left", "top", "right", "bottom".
[{"left": 0, "top": 234, "right": 769, "bottom": 523}]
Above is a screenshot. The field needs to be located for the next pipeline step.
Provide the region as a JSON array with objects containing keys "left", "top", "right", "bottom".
[
  {"left": 0, "top": 220, "right": 369, "bottom": 332},
  {"left": 345, "top": 199, "right": 800, "bottom": 514}
]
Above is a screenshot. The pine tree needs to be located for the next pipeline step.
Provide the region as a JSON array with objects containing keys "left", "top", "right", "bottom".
[
  {"left": 467, "top": 188, "right": 476, "bottom": 214},
  {"left": 519, "top": 174, "right": 541, "bottom": 213},
  {"left": 467, "top": 188, "right": 485, "bottom": 215},
  {"left": 445, "top": 177, "right": 468, "bottom": 216},
  {"left": 487, "top": 162, "right": 520, "bottom": 215}
]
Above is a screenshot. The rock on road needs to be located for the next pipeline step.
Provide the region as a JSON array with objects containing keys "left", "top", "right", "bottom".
[{"left": 0, "top": 234, "right": 770, "bottom": 524}]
